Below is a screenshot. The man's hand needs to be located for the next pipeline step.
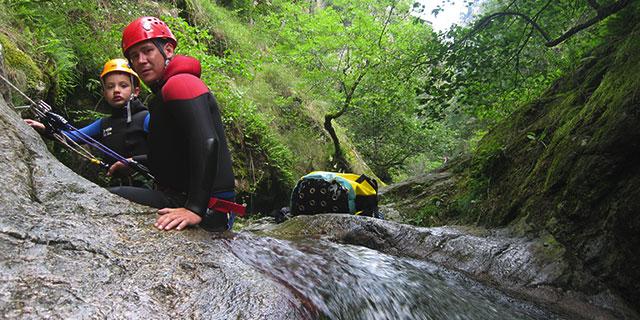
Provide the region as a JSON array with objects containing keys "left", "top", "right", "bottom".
[
  {"left": 108, "top": 159, "right": 132, "bottom": 177},
  {"left": 155, "top": 207, "right": 202, "bottom": 231}
]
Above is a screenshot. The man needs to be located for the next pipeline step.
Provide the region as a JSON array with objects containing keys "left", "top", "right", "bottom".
[{"left": 111, "top": 16, "right": 237, "bottom": 231}]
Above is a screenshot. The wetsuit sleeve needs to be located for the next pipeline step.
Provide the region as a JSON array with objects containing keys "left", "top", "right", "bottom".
[
  {"left": 170, "top": 97, "right": 219, "bottom": 217},
  {"left": 63, "top": 118, "right": 102, "bottom": 143},
  {"left": 163, "top": 75, "right": 218, "bottom": 217}
]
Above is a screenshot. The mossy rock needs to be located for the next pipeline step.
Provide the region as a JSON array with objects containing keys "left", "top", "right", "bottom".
[
  {"left": 0, "top": 33, "right": 45, "bottom": 96},
  {"left": 384, "top": 11, "right": 640, "bottom": 311}
]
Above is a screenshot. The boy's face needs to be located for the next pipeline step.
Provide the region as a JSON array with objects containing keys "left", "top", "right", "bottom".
[
  {"left": 102, "top": 72, "right": 136, "bottom": 108},
  {"left": 127, "top": 40, "right": 174, "bottom": 85}
]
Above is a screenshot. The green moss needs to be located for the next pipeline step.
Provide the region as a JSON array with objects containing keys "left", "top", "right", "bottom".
[
  {"left": 466, "top": 135, "right": 505, "bottom": 203},
  {"left": 255, "top": 217, "right": 311, "bottom": 240},
  {"left": 0, "top": 33, "right": 43, "bottom": 90},
  {"left": 533, "top": 231, "right": 566, "bottom": 263},
  {"left": 536, "top": 27, "right": 640, "bottom": 194},
  {"left": 410, "top": 201, "right": 440, "bottom": 226}
]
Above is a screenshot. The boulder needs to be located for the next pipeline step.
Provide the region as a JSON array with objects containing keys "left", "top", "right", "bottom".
[{"left": 0, "top": 94, "right": 306, "bottom": 319}]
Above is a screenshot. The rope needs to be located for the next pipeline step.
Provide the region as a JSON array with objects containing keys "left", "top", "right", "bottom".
[{"left": 51, "top": 132, "right": 108, "bottom": 168}]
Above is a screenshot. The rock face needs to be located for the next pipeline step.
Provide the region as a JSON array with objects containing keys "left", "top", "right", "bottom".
[{"left": 0, "top": 94, "right": 307, "bottom": 318}]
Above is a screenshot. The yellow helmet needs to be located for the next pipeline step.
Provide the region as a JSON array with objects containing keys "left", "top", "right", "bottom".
[{"left": 99, "top": 58, "right": 140, "bottom": 85}]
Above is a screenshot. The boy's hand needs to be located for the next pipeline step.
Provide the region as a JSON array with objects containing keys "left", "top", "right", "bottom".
[
  {"left": 108, "top": 159, "right": 133, "bottom": 176},
  {"left": 24, "top": 119, "right": 46, "bottom": 133}
]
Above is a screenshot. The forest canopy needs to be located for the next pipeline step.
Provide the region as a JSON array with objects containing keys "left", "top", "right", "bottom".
[{"left": 0, "top": 0, "right": 632, "bottom": 188}]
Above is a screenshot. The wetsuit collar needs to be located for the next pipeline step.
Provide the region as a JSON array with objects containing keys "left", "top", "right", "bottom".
[
  {"left": 110, "top": 99, "right": 147, "bottom": 118},
  {"left": 163, "top": 55, "right": 202, "bottom": 81},
  {"left": 150, "top": 55, "right": 201, "bottom": 93}
]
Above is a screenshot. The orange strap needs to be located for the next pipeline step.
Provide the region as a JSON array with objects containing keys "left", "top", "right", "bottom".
[{"left": 208, "top": 197, "right": 247, "bottom": 217}]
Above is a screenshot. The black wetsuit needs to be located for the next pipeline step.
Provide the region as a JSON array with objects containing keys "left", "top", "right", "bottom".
[
  {"left": 64, "top": 99, "right": 149, "bottom": 186},
  {"left": 100, "top": 99, "right": 149, "bottom": 165},
  {"left": 110, "top": 55, "right": 235, "bottom": 230},
  {"left": 64, "top": 99, "right": 149, "bottom": 164}
]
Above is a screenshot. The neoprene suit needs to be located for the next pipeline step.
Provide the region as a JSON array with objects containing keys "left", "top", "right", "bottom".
[
  {"left": 64, "top": 99, "right": 150, "bottom": 165},
  {"left": 110, "top": 55, "right": 236, "bottom": 230}
]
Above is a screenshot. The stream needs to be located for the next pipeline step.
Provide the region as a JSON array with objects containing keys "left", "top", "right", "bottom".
[{"left": 227, "top": 233, "right": 565, "bottom": 320}]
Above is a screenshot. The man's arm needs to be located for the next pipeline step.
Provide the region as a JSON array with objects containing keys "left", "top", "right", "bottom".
[
  {"left": 172, "top": 94, "right": 219, "bottom": 216},
  {"left": 155, "top": 74, "right": 220, "bottom": 230}
]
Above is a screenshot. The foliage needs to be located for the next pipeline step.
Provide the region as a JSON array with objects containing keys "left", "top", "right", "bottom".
[
  {"left": 257, "top": 0, "right": 446, "bottom": 180},
  {"left": 417, "top": 0, "right": 608, "bottom": 139},
  {"left": 345, "top": 98, "right": 428, "bottom": 182}
]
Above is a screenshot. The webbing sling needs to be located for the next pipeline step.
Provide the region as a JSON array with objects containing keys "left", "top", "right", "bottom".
[{"left": 208, "top": 197, "right": 247, "bottom": 217}]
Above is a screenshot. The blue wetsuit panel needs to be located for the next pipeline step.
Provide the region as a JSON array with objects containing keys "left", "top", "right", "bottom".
[
  {"left": 143, "top": 113, "right": 150, "bottom": 133},
  {"left": 62, "top": 119, "right": 102, "bottom": 143}
]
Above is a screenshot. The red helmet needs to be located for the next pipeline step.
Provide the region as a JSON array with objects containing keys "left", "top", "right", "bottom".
[{"left": 121, "top": 16, "right": 177, "bottom": 55}]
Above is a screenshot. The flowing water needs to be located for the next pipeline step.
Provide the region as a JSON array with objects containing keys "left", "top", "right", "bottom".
[{"left": 227, "top": 233, "right": 565, "bottom": 320}]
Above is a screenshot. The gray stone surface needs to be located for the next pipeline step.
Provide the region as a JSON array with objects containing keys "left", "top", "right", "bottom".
[{"left": 0, "top": 95, "right": 306, "bottom": 319}]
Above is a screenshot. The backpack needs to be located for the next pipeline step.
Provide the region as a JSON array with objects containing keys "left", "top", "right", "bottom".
[{"left": 290, "top": 171, "right": 382, "bottom": 218}]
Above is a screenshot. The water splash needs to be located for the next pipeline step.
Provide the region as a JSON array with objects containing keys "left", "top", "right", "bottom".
[{"left": 227, "top": 233, "right": 564, "bottom": 320}]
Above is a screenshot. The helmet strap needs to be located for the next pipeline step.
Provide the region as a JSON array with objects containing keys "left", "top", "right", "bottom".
[
  {"left": 130, "top": 74, "right": 137, "bottom": 95},
  {"left": 152, "top": 39, "right": 171, "bottom": 68},
  {"left": 127, "top": 73, "right": 136, "bottom": 124},
  {"left": 126, "top": 99, "right": 132, "bottom": 124}
]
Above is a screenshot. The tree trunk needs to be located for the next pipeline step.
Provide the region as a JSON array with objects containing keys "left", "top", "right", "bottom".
[
  {"left": 322, "top": 68, "right": 368, "bottom": 172},
  {"left": 324, "top": 113, "right": 350, "bottom": 172}
]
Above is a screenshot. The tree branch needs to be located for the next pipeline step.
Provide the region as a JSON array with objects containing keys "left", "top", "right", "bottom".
[
  {"left": 506, "top": 0, "right": 552, "bottom": 65},
  {"left": 545, "top": 0, "right": 631, "bottom": 47},
  {"left": 504, "top": 0, "right": 519, "bottom": 11},
  {"left": 586, "top": 0, "right": 601, "bottom": 10},
  {"left": 378, "top": 0, "right": 398, "bottom": 48},
  {"left": 475, "top": 11, "right": 553, "bottom": 42},
  {"left": 459, "top": 0, "right": 631, "bottom": 48}
]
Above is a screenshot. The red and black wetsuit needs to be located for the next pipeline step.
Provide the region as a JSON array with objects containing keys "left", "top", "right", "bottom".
[{"left": 110, "top": 55, "right": 235, "bottom": 230}]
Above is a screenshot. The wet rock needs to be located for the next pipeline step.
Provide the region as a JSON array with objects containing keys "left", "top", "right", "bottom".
[
  {"left": 258, "top": 214, "right": 639, "bottom": 320},
  {"left": 0, "top": 95, "right": 307, "bottom": 318}
]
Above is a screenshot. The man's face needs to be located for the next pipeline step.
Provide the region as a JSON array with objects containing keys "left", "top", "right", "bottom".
[{"left": 126, "top": 40, "right": 174, "bottom": 85}]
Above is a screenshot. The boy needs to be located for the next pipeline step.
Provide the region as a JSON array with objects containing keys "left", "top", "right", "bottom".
[{"left": 25, "top": 59, "right": 150, "bottom": 180}]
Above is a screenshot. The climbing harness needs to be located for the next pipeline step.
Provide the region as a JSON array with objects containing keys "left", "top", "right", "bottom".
[
  {"left": 0, "top": 73, "right": 154, "bottom": 180},
  {"left": 208, "top": 197, "right": 247, "bottom": 217}
]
